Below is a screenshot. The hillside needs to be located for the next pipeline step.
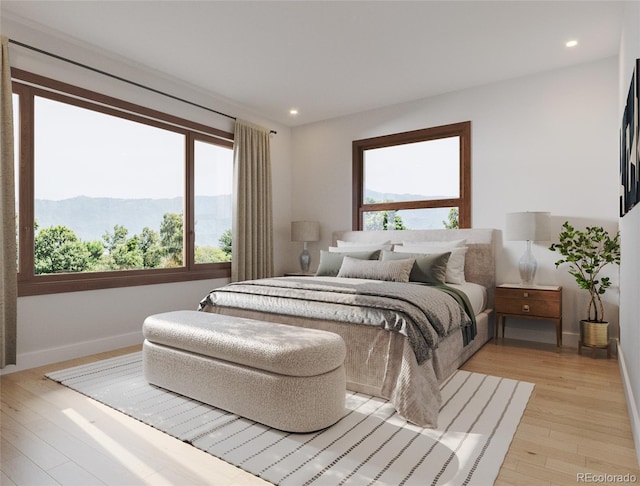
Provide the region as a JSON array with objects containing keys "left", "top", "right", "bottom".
[
  {"left": 365, "top": 190, "right": 453, "bottom": 229},
  {"left": 35, "top": 195, "right": 231, "bottom": 246},
  {"left": 34, "top": 191, "right": 453, "bottom": 246}
]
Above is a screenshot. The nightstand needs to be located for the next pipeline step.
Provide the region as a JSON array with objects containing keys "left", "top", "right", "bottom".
[{"left": 495, "top": 284, "right": 563, "bottom": 347}]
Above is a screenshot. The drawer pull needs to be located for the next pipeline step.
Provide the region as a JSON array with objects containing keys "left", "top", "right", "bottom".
[
  {"left": 522, "top": 304, "right": 530, "bottom": 313},
  {"left": 523, "top": 292, "right": 529, "bottom": 298}
]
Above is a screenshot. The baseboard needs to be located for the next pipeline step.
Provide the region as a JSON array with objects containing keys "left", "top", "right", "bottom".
[
  {"left": 563, "top": 331, "right": 579, "bottom": 349},
  {"left": 0, "top": 330, "right": 143, "bottom": 375},
  {"left": 618, "top": 342, "right": 640, "bottom": 466}
]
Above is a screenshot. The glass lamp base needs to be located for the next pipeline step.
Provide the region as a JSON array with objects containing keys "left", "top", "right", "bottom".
[
  {"left": 299, "top": 246, "right": 311, "bottom": 273},
  {"left": 518, "top": 241, "right": 537, "bottom": 285}
]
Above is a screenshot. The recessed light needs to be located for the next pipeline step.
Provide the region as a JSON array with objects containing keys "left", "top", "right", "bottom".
[
  {"left": 566, "top": 40, "right": 578, "bottom": 48},
  {"left": 289, "top": 108, "right": 299, "bottom": 116}
]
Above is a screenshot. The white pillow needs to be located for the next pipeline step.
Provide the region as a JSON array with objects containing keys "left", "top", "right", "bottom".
[
  {"left": 337, "top": 256, "right": 414, "bottom": 282},
  {"left": 337, "top": 239, "right": 391, "bottom": 247},
  {"left": 395, "top": 245, "right": 467, "bottom": 284},
  {"left": 329, "top": 243, "right": 391, "bottom": 253},
  {"left": 400, "top": 239, "right": 466, "bottom": 249}
]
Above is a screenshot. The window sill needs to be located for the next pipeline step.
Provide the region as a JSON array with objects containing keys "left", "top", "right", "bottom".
[{"left": 18, "top": 263, "right": 231, "bottom": 296}]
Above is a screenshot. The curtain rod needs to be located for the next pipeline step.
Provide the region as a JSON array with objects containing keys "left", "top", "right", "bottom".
[{"left": 8, "top": 38, "right": 277, "bottom": 135}]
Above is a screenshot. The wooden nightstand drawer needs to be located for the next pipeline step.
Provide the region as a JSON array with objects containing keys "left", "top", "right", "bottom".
[
  {"left": 494, "top": 297, "right": 560, "bottom": 318},
  {"left": 496, "top": 287, "right": 561, "bottom": 303},
  {"left": 495, "top": 284, "right": 563, "bottom": 347},
  {"left": 495, "top": 287, "right": 561, "bottom": 318}
]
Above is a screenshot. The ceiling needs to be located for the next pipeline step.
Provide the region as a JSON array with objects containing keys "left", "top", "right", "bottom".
[{"left": 1, "top": 1, "right": 625, "bottom": 127}]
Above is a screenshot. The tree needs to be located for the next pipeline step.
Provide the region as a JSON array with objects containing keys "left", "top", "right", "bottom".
[
  {"left": 195, "top": 245, "right": 231, "bottom": 263},
  {"left": 160, "top": 212, "right": 183, "bottom": 266},
  {"left": 101, "top": 225, "right": 144, "bottom": 270},
  {"left": 84, "top": 240, "right": 105, "bottom": 270},
  {"left": 85, "top": 240, "right": 104, "bottom": 261},
  {"left": 34, "top": 225, "right": 91, "bottom": 274},
  {"left": 389, "top": 212, "right": 407, "bottom": 230},
  {"left": 362, "top": 197, "right": 408, "bottom": 230},
  {"left": 442, "top": 208, "right": 459, "bottom": 229},
  {"left": 364, "top": 209, "right": 407, "bottom": 231},
  {"left": 31, "top": 213, "right": 219, "bottom": 274},
  {"left": 138, "top": 227, "right": 163, "bottom": 268},
  {"left": 218, "top": 229, "right": 232, "bottom": 257},
  {"left": 102, "top": 225, "right": 129, "bottom": 253},
  {"left": 110, "top": 234, "right": 144, "bottom": 269}
]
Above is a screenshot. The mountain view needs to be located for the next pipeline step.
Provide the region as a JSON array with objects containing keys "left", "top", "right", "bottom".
[
  {"left": 365, "top": 190, "right": 455, "bottom": 229},
  {"left": 34, "top": 190, "right": 453, "bottom": 245},
  {"left": 35, "top": 195, "right": 231, "bottom": 246}
]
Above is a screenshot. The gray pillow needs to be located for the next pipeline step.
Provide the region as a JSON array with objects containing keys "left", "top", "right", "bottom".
[
  {"left": 337, "top": 256, "right": 415, "bottom": 282},
  {"left": 381, "top": 250, "right": 451, "bottom": 285},
  {"left": 315, "top": 250, "right": 380, "bottom": 277}
]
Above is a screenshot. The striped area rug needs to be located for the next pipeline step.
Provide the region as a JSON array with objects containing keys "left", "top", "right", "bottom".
[{"left": 46, "top": 352, "right": 533, "bottom": 486}]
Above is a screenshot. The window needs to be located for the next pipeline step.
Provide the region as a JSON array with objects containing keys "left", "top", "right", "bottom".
[
  {"left": 193, "top": 138, "right": 233, "bottom": 264},
  {"left": 12, "top": 69, "right": 233, "bottom": 296},
  {"left": 352, "top": 121, "right": 471, "bottom": 230}
]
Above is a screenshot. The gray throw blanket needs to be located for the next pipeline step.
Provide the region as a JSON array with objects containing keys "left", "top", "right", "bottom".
[{"left": 199, "top": 277, "right": 474, "bottom": 364}]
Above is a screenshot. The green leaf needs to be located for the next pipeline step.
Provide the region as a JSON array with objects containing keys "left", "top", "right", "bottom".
[{"left": 548, "top": 221, "right": 620, "bottom": 322}]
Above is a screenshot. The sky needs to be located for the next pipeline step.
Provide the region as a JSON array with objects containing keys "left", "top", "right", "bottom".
[
  {"left": 18, "top": 95, "right": 233, "bottom": 201},
  {"left": 16, "top": 94, "right": 458, "bottom": 202},
  {"left": 364, "top": 136, "right": 460, "bottom": 198}
]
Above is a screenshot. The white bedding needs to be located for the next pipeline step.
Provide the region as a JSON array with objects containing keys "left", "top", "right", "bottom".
[
  {"left": 448, "top": 281, "right": 488, "bottom": 315},
  {"left": 200, "top": 277, "right": 476, "bottom": 365}
]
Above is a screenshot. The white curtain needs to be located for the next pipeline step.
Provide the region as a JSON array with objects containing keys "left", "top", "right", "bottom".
[
  {"left": 232, "top": 119, "right": 273, "bottom": 281},
  {"left": 0, "top": 36, "right": 17, "bottom": 368}
]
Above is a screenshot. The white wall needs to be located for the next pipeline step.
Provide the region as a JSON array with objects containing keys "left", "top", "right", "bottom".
[
  {"left": 2, "top": 18, "right": 293, "bottom": 373},
  {"left": 15, "top": 280, "right": 223, "bottom": 371},
  {"left": 291, "top": 57, "right": 619, "bottom": 347},
  {"left": 618, "top": 0, "right": 640, "bottom": 464}
]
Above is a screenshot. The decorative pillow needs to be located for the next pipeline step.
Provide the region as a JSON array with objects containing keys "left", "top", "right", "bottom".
[
  {"left": 329, "top": 243, "right": 392, "bottom": 253},
  {"left": 337, "top": 256, "right": 414, "bottom": 282},
  {"left": 315, "top": 250, "right": 380, "bottom": 277},
  {"left": 336, "top": 239, "right": 391, "bottom": 247},
  {"left": 395, "top": 246, "right": 468, "bottom": 284},
  {"left": 381, "top": 250, "right": 450, "bottom": 285},
  {"left": 400, "top": 239, "right": 466, "bottom": 249}
]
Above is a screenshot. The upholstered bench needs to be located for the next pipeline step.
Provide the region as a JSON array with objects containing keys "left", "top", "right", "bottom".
[{"left": 142, "top": 310, "right": 347, "bottom": 432}]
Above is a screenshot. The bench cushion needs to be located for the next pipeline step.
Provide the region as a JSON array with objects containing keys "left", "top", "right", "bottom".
[{"left": 143, "top": 310, "right": 346, "bottom": 377}]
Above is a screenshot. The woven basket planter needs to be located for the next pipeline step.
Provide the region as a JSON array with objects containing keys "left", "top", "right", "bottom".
[{"left": 580, "top": 320, "right": 609, "bottom": 347}]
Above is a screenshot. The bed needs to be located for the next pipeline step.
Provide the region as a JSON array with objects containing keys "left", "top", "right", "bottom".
[{"left": 198, "top": 228, "right": 496, "bottom": 428}]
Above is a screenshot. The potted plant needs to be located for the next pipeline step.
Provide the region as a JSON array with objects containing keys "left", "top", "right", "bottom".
[{"left": 549, "top": 221, "right": 621, "bottom": 350}]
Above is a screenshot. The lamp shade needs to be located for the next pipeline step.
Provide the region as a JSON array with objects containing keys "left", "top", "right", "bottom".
[
  {"left": 505, "top": 212, "right": 550, "bottom": 241},
  {"left": 291, "top": 221, "right": 320, "bottom": 242}
]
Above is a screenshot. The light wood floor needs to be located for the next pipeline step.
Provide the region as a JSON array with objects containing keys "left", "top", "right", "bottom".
[
  {"left": 2, "top": 339, "right": 639, "bottom": 485},
  {"left": 464, "top": 340, "right": 640, "bottom": 485}
]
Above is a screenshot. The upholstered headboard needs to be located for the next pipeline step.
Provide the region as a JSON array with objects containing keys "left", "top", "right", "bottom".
[{"left": 332, "top": 228, "right": 497, "bottom": 309}]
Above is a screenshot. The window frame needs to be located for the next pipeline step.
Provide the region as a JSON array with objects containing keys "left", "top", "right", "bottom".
[
  {"left": 12, "top": 69, "right": 233, "bottom": 296},
  {"left": 352, "top": 121, "right": 471, "bottom": 230}
]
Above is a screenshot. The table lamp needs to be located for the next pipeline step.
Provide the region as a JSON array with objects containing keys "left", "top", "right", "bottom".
[
  {"left": 505, "top": 211, "right": 550, "bottom": 285},
  {"left": 291, "top": 221, "right": 320, "bottom": 273}
]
